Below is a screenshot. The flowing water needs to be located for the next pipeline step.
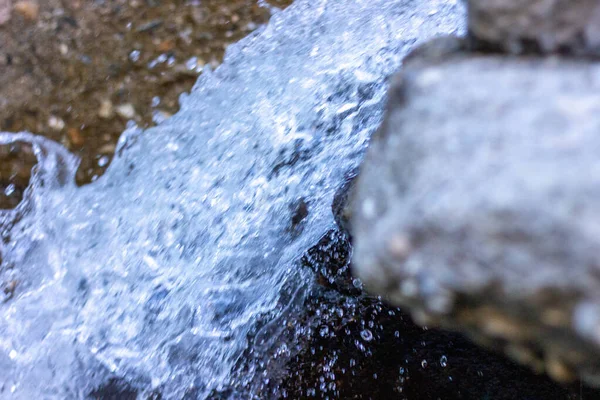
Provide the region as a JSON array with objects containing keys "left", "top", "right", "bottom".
[{"left": 0, "top": 1, "right": 464, "bottom": 398}]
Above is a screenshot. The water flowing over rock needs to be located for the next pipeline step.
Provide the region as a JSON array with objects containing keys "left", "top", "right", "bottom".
[
  {"left": 0, "top": 0, "right": 464, "bottom": 398},
  {"left": 352, "top": 37, "right": 600, "bottom": 387}
]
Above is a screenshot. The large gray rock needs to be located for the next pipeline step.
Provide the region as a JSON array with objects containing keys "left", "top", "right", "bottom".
[
  {"left": 467, "top": 0, "right": 600, "bottom": 56},
  {"left": 352, "top": 38, "right": 600, "bottom": 385}
]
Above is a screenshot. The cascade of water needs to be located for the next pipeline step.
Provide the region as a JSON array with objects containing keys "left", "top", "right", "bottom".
[{"left": 0, "top": 0, "right": 464, "bottom": 398}]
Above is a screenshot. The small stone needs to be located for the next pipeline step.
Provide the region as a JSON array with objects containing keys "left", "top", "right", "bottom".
[
  {"left": 191, "top": 8, "right": 204, "bottom": 25},
  {"left": 0, "top": 0, "right": 11, "bottom": 25},
  {"left": 59, "top": 43, "right": 68, "bottom": 55},
  {"left": 157, "top": 39, "right": 175, "bottom": 52},
  {"left": 98, "top": 99, "right": 114, "bottom": 119},
  {"left": 479, "top": 310, "right": 523, "bottom": 340},
  {"left": 115, "top": 103, "right": 137, "bottom": 120},
  {"left": 13, "top": 0, "right": 38, "bottom": 21},
  {"left": 98, "top": 143, "right": 116, "bottom": 154},
  {"left": 541, "top": 309, "right": 569, "bottom": 328},
  {"left": 136, "top": 19, "right": 162, "bottom": 33},
  {"left": 67, "top": 127, "right": 84, "bottom": 146},
  {"left": 48, "top": 115, "right": 65, "bottom": 131},
  {"left": 545, "top": 356, "right": 575, "bottom": 383}
]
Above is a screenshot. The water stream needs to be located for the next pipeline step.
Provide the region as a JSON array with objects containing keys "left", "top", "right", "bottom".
[{"left": 0, "top": 1, "right": 464, "bottom": 398}]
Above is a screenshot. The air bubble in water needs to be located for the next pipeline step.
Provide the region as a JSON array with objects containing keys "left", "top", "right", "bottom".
[
  {"left": 421, "top": 360, "right": 428, "bottom": 369},
  {"left": 360, "top": 329, "right": 373, "bottom": 342},
  {"left": 440, "top": 355, "right": 448, "bottom": 367}
]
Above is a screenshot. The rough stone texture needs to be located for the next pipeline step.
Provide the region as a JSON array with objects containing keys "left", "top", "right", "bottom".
[
  {"left": 0, "top": 0, "right": 10, "bottom": 25},
  {"left": 467, "top": 0, "right": 600, "bottom": 56},
  {"left": 352, "top": 38, "right": 600, "bottom": 386}
]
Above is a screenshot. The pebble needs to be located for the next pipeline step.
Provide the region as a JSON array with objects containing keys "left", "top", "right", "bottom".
[
  {"left": 13, "top": 0, "right": 38, "bottom": 21},
  {"left": 157, "top": 39, "right": 175, "bottom": 52},
  {"left": 98, "top": 99, "right": 114, "bottom": 119},
  {"left": 115, "top": 103, "right": 137, "bottom": 120},
  {"left": 59, "top": 43, "right": 68, "bottom": 55},
  {"left": 48, "top": 115, "right": 65, "bottom": 131},
  {"left": 545, "top": 355, "right": 574, "bottom": 383},
  {"left": 0, "top": 0, "right": 11, "bottom": 26},
  {"left": 136, "top": 19, "right": 162, "bottom": 33},
  {"left": 191, "top": 8, "right": 204, "bottom": 25},
  {"left": 99, "top": 143, "right": 116, "bottom": 154},
  {"left": 67, "top": 127, "right": 84, "bottom": 146}
]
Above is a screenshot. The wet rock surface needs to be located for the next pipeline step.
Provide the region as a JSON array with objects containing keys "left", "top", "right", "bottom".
[
  {"left": 467, "top": 0, "right": 600, "bottom": 55},
  {"left": 352, "top": 38, "right": 600, "bottom": 387},
  {"left": 228, "top": 227, "right": 598, "bottom": 399}
]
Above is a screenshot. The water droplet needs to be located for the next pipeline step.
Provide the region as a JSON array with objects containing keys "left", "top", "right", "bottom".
[
  {"left": 421, "top": 359, "right": 428, "bottom": 369},
  {"left": 186, "top": 57, "right": 198, "bottom": 70},
  {"left": 352, "top": 278, "right": 363, "bottom": 289},
  {"left": 440, "top": 355, "right": 447, "bottom": 367},
  {"left": 98, "top": 156, "right": 110, "bottom": 168},
  {"left": 4, "top": 184, "right": 15, "bottom": 196},
  {"left": 360, "top": 329, "right": 373, "bottom": 342},
  {"left": 129, "top": 50, "right": 141, "bottom": 62}
]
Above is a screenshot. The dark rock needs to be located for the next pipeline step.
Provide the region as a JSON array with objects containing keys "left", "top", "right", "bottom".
[
  {"left": 352, "top": 39, "right": 600, "bottom": 386},
  {"left": 466, "top": 0, "right": 600, "bottom": 56},
  {"left": 89, "top": 378, "right": 138, "bottom": 400},
  {"left": 232, "top": 227, "right": 599, "bottom": 399},
  {"left": 332, "top": 169, "right": 358, "bottom": 235}
]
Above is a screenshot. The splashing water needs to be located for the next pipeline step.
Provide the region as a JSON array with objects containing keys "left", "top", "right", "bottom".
[{"left": 0, "top": 0, "right": 463, "bottom": 398}]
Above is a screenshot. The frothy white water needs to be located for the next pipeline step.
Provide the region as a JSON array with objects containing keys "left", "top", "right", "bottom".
[{"left": 0, "top": 1, "right": 463, "bottom": 398}]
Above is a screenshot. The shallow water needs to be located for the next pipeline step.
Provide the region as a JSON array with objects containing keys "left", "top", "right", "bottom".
[{"left": 0, "top": 1, "right": 464, "bottom": 398}]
